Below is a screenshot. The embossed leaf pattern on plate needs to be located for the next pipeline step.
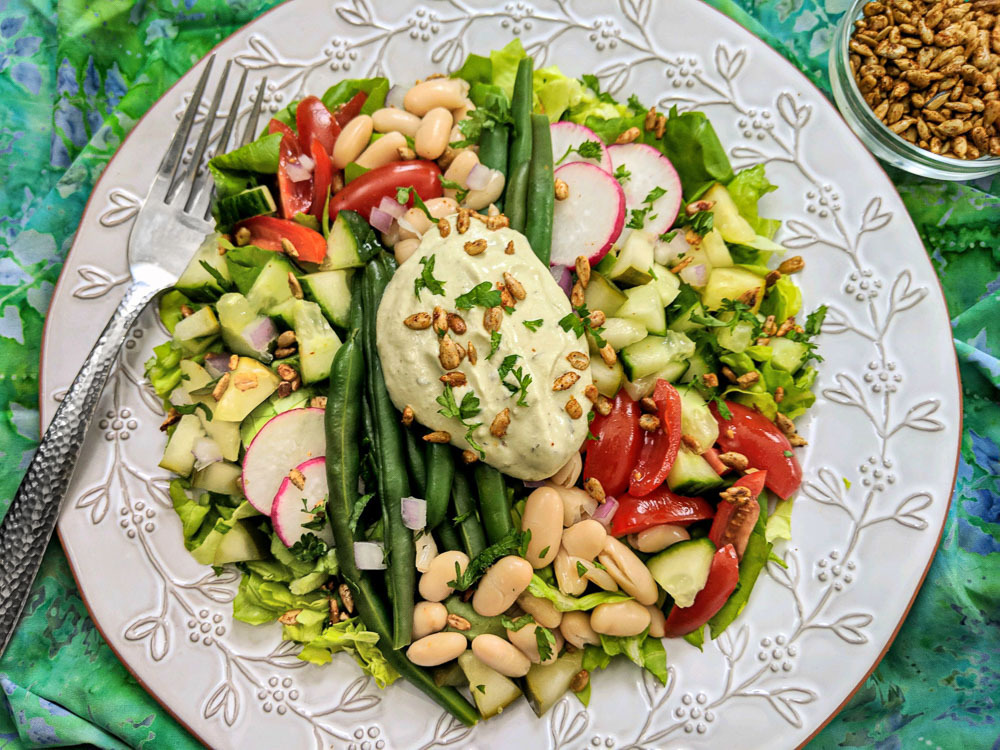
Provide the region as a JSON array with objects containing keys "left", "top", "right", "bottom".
[{"left": 43, "top": 1, "right": 959, "bottom": 748}]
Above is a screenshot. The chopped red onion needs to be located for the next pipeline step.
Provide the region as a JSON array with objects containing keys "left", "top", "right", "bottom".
[
  {"left": 298, "top": 153, "right": 315, "bottom": 171},
  {"left": 354, "top": 542, "right": 387, "bottom": 570},
  {"left": 284, "top": 160, "right": 312, "bottom": 183},
  {"left": 465, "top": 163, "right": 491, "bottom": 191},
  {"left": 244, "top": 317, "right": 277, "bottom": 350},
  {"left": 415, "top": 532, "right": 437, "bottom": 572},
  {"left": 590, "top": 496, "right": 619, "bottom": 529},
  {"left": 550, "top": 265, "right": 573, "bottom": 297},
  {"left": 385, "top": 85, "right": 408, "bottom": 110},
  {"left": 191, "top": 437, "right": 223, "bottom": 471},
  {"left": 522, "top": 479, "right": 547, "bottom": 489},
  {"left": 679, "top": 263, "right": 709, "bottom": 287},
  {"left": 378, "top": 195, "right": 406, "bottom": 219},
  {"left": 369, "top": 207, "right": 395, "bottom": 234},
  {"left": 203, "top": 352, "right": 233, "bottom": 379},
  {"left": 400, "top": 496, "right": 427, "bottom": 530}
]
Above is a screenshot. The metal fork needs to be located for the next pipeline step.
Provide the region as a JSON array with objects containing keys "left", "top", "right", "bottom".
[{"left": 0, "top": 56, "right": 268, "bottom": 656}]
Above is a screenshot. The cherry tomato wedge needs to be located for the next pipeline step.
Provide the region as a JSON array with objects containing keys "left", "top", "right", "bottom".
[
  {"left": 327, "top": 161, "right": 443, "bottom": 222},
  {"left": 268, "top": 118, "right": 295, "bottom": 139},
  {"left": 708, "top": 471, "right": 766, "bottom": 559},
  {"left": 295, "top": 96, "right": 340, "bottom": 154},
  {"left": 582, "top": 391, "right": 641, "bottom": 498},
  {"left": 234, "top": 216, "right": 327, "bottom": 264},
  {"left": 334, "top": 91, "right": 367, "bottom": 127},
  {"left": 277, "top": 134, "right": 314, "bottom": 219},
  {"left": 629, "top": 379, "right": 683, "bottom": 496},
  {"left": 610, "top": 487, "right": 715, "bottom": 537},
  {"left": 310, "top": 139, "right": 333, "bottom": 220},
  {"left": 663, "top": 544, "right": 740, "bottom": 637},
  {"left": 710, "top": 401, "right": 802, "bottom": 499}
]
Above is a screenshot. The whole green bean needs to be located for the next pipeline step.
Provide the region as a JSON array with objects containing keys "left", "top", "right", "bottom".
[
  {"left": 324, "top": 338, "right": 478, "bottom": 726},
  {"left": 363, "top": 255, "right": 414, "bottom": 649},
  {"left": 524, "top": 113, "right": 555, "bottom": 265},
  {"left": 451, "top": 470, "right": 487, "bottom": 558},
  {"left": 473, "top": 464, "right": 511, "bottom": 545},
  {"left": 424, "top": 442, "right": 455, "bottom": 529},
  {"left": 478, "top": 125, "right": 509, "bottom": 211},
  {"left": 403, "top": 429, "right": 427, "bottom": 498},
  {"left": 505, "top": 57, "right": 534, "bottom": 232},
  {"left": 434, "top": 518, "right": 463, "bottom": 552}
]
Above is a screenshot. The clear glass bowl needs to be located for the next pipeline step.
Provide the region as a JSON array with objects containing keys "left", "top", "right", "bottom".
[{"left": 829, "top": 0, "right": 1000, "bottom": 181}]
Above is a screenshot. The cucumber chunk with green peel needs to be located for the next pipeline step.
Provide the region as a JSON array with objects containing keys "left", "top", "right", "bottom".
[
  {"left": 301, "top": 270, "right": 353, "bottom": 328},
  {"left": 458, "top": 651, "right": 523, "bottom": 719},
  {"left": 680, "top": 349, "right": 713, "bottom": 385},
  {"left": 217, "top": 186, "right": 276, "bottom": 228},
  {"left": 173, "top": 306, "right": 220, "bottom": 342},
  {"left": 704, "top": 183, "right": 756, "bottom": 244},
  {"left": 176, "top": 359, "right": 241, "bottom": 461},
  {"left": 175, "top": 234, "right": 231, "bottom": 300},
  {"left": 646, "top": 537, "right": 717, "bottom": 608},
  {"left": 599, "top": 317, "right": 647, "bottom": 351},
  {"left": 667, "top": 287, "right": 707, "bottom": 333},
  {"left": 621, "top": 331, "right": 695, "bottom": 380},
  {"left": 649, "top": 263, "right": 681, "bottom": 306},
  {"left": 616, "top": 284, "right": 667, "bottom": 336},
  {"left": 246, "top": 254, "right": 298, "bottom": 314},
  {"left": 676, "top": 386, "right": 719, "bottom": 453},
  {"left": 583, "top": 271, "right": 627, "bottom": 317},
  {"left": 158, "top": 414, "right": 205, "bottom": 476},
  {"left": 293, "top": 300, "right": 342, "bottom": 384},
  {"left": 769, "top": 336, "right": 809, "bottom": 372},
  {"left": 217, "top": 293, "right": 278, "bottom": 361},
  {"left": 523, "top": 648, "right": 584, "bottom": 717},
  {"left": 607, "top": 229, "right": 655, "bottom": 286},
  {"left": 700, "top": 229, "right": 733, "bottom": 268},
  {"left": 319, "top": 212, "right": 363, "bottom": 270},
  {"left": 191, "top": 460, "right": 243, "bottom": 495},
  {"left": 590, "top": 355, "right": 625, "bottom": 397},
  {"left": 623, "top": 360, "right": 689, "bottom": 401},
  {"left": 214, "top": 357, "right": 281, "bottom": 422},
  {"left": 716, "top": 319, "right": 756, "bottom": 352},
  {"left": 701, "top": 267, "right": 766, "bottom": 312},
  {"left": 666, "top": 447, "right": 725, "bottom": 495},
  {"left": 212, "top": 521, "right": 266, "bottom": 565}
]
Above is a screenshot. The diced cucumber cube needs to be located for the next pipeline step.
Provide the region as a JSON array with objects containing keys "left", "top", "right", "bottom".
[
  {"left": 583, "top": 271, "right": 627, "bottom": 317},
  {"left": 319, "top": 213, "right": 363, "bottom": 270},
  {"left": 621, "top": 331, "right": 695, "bottom": 380},
  {"left": 599, "top": 317, "right": 647, "bottom": 351},
  {"left": 214, "top": 357, "right": 280, "bottom": 422},
  {"left": 647, "top": 537, "right": 717, "bottom": 608},
  {"left": 590, "top": 355, "right": 625, "bottom": 398},
  {"left": 676, "top": 385, "right": 719, "bottom": 452},
  {"left": 666, "top": 447, "right": 725, "bottom": 494},
  {"left": 704, "top": 183, "right": 756, "bottom": 244},
  {"left": 192, "top": 460, "right": 243, "bottom": 495},
  {"left": 293, "top": 300, "right": 342, "bottom": 384},
  {"left": 217, "top": 186, "right": 276, "bottom": 227},
  {"left": 769, "top": 336, "right": 808, "bottom": 372},
  {"left": 649, "top": 263, "right": 681, "bottom": 306},
  {"left": 173, "top": 306, "right": 220, "bottom": 342},
  {"left": 702, "top": 267, "right": 766, "bottom": 312},
  {"left": 616, "top": 284, "right": 666, "bottom": 336},
  {"left": 301, "top": 270, "right": 353, "bottom": 328},
  {"left": 159, "top": 414, "right": 205, "bottom": 476},
  {"left": 246, "top": 254, "right": 298, "bottom": 314},
  {"left": 700, "top": 229, "right": 733, "bottom": 267},
  {"left": 175, "top": 234, "right": 231, "bottom": 301},
  {"left": 607, "top": 230, "right": 655, "bottom": 286}
]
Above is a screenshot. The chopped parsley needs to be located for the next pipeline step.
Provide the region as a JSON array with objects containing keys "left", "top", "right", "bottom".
[
  {"left": 627, "top": 93, "right": 645, "bottom": 112},
  {"left": 395, "top": 186, "right": 434, "bottom": 221},
  {"left": 535, "top": 625, "right": 557, "bottom": 662},
  {"left": 659, "top": 230, "right": 678, "bottom": 242},
  {"left": 711, "top": 395, "right": 733, "bottom": 420},
  {"left": 300, "top": 498, "right": 328, "bottom": 531},
  {"left": 678, "top": 206, "right": 714, "bottom": 236},
  {"left": 498, "top": 355, "right": 531, "bottom": 406},
  {"left": 613, "top": 164, "right": 631, "bottom": 184},
  {"left": 555, "top": 139, "right": 603, "bottom": 165},
  {"left": 436, "top": 384, "right": 484, "bottom": 458},
  {"left": 172, "top": 401, "right": 213, "bottom": 422},
  {"left": 448, "top": 528, "right": 526, "bottom": 589},
  {"left": 455, "top": 281, "right": 503, "bottom": 310},
  {"left": 783, "top": 450, "right": 794, "bottom": 457},
  {"left": 539, "top": 545, "right": 550, "bottom": 558},
  {"left": 288, "top": 532, "right": 328, "bottom": 562},
  {"left": 198, "top": 260, "right": 234, "bottom": 291},
  {"left": 784, "top": 305, "right": 828, "bottom": 365},
  {"left": 502, "top": 614, "right": 535, "bottom": 632},
  {"left": 450, "top": 94, "right": 511, "bottom": 147},
  {"left": 576, "top": 560, "right": 588, "bottom": 576},
  {"left": 558, "top": 304, "right": 606, "bottom": 349},
  {"left": 438, "top": 175, "right": 469, "bottom": 203},
  {"left": 523, "top": 318, "right": 543, "bottom": 332},
  {"left": 475, "top": 684, "right": 486, "bottom": 694},
  {"left": 488, "top": 330, "right": 502, "bottom": 360},
  {"left": 497, "top": 354, "right": 519, "bottom": 381},
  {"left": 414, "top": 254, "right": 445, "bottom": 299},
  {"left": 626, "top": 186, "right": 668, "bottom": 230}
]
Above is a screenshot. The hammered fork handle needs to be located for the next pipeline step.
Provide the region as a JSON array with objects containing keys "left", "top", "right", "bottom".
[{"left": 0, "top": 279, "right": 157, "bottom": 653}]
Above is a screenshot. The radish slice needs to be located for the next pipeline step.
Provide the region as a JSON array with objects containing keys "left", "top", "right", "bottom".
[
  {"left": 271, "top": 456, "right": 335, "bottom": 548},
  {"left": 242, "top": 407, "right": 326, "bottom": 513},
  {"left": 550, "top": 162, "right": 625, "bottom": 267},
  {"left": 606, "top": 143, "right": 682, "bottom": 236},
  {"left": 550, "top": 121, "right": 612, "bottom": 173}
]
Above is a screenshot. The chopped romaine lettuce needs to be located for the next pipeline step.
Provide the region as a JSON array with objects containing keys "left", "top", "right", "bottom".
[
  {"left": 708, "top": 496, "right": 771, "bottom": 638},
  {"left": 320, "top": 77, "right": 390, "bottom": 114},
  {"left": 452, "top": 53, "right": 492, "bottom": 85},
  {"left": 599, "top": 630, "right": 668, "bottom": 685},
  {"left": 232, "top": 570, "right": 328, "bottom": 631},
  {"left": 159, "top": 290, "right": 192, "bottom": 335},
  {"left": 145, "top": 341, "right": 184, "bottom": 399},
  {"left": 760, "top": 276, "right": 802, "bottom": 322},
  {"left": 489, "top": 38, "right": 528, "bottom": 98},
  {"left": 660, "top": 106, "right": 734, "bottom": 199},
  {"left": 727, "top": 164, "right": 780, "bottom": 239},
  {"left": 766, "top": 497, "right": 795, "bottom": 543},
  {"left": 298, "top": 618, "right": 400, "bottom": 688},
  {"left": 527, "top": 575, "right": 632, "bottom": 611},
  {"left": 208, "top": 132, "right": 282, "bottom": 200}
]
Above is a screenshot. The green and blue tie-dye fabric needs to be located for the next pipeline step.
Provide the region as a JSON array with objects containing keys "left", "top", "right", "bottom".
[{"left": 0, "top": 0, "right": 996, "bottom": 747}]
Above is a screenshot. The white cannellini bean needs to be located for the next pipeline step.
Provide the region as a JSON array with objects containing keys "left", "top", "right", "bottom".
[
  {"left": 471, "top": 556, "right": 533, "bottom": 617},
  {"left": 418, "top": 550, "right": 469, "bottom": 602},
  {"left": 580, "top": 559, "right": 619, "bottom": 592},
  {"left": 560, "top": 611, "right": 601, "bottom": 649},
  {"left": 394, "top": 238, "right": 421, "bottom": 264},
  {"left": 355, "top": 131, "right": 407, "bottom": 170},
  {"left": 597, "top": 536, "right": 659, "bottom": 605},
  {"left": 451, "top": 98, "right": 475, "bottom": 123},
  {"left": 398, "top": 207, "right": 433, "bottom": 240},
  {"left": 462, "top": 171, "right": 505, "bottom": 211},
  {"left": 372, "top": 107, "right": 421, "bottom": 138},
  {"left": 590, "top": 601, "right": 651, "bottom": 637},
  {"left": 404, "top": 78, "right": 469, "bottom": 116},
  {"left": 412, "top": 601, "right": 448, "bottom": 640},
  {"left": 516, "top": 591, "right": 563, "bottom": 629},
  {"left": 471, "top": 634, "right": 531, "bottom": 677},
  {"left": 506, "top": 621, "right": 564, "bottom": 665},
  {"left": 553, "top": 549, "right": 587, "bottom": 596},
  {"left": 415, "top": 107, "right": 454, "bottom": 159},
  {"left": 424, "top": 196, "right": 460, "bottom": 219},
  {"left": 443, "top": 150, "right": 480, "bottom": 194},
  {"left": 560, "top": 519, "right": 607, "bottom": 560},
  {"left": 406, "top": 632, "right": 467, "bottom": 666},
  {"left": 549, "top": 453, "right": 582, "bottom": 488},
  {"left": 646, "top": 605, "right": 667, "bottom": 639},
  {"left": 521, "top": 487, "right": 563, "bottom": 569},
  {"left": 551, "top": 485, "right": 598, "bottom": 527},
  {"left": 629, "top": 524, "right": 690, "bottom": 553},
  {"left": 332, "top": 114, "right": 373, "bottom": 169}
]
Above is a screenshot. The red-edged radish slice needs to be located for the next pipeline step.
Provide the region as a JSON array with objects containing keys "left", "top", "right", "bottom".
[
  {"left": 271, "top": 456, "right": 335, "bottom": 548},
  {"left": 606, "top": 143, "right": 682, "bottom": 236},
  {"left": 550, "top": 162, "right": 625, "bottom": 267},
  {"left": 550, "top": 121, "right": 612, "bottom": 173},
  {"left": 242, "top": 407, "right": 325, "bottom": 513}
]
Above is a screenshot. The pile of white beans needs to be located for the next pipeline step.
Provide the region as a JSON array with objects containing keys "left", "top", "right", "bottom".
[
  {"left": 330, "top": 77, "right": 505, "bottom": 264},
  {"left": 404, "top": 454, "right": 692, "bottom": 677}
]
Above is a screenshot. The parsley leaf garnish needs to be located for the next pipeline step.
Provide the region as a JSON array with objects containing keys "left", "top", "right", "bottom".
[
  {"left": 559, "top": 304, "right": 606, "bottom": 349},
  {"left": 198, "top": 261, "right": 234, "bottom": 291},
  {"left": 455, "top": 281, "right": 502, "bottom": 310},
  {"left": 613, "top": 164, "right": 631, "bottom": 183},
  {"left": 497, "top": 354, "right": 519, "bottom": 381},
  {"left": 436, "top": 384, "right": 485, "bottom": 458},
  {"left": 414, "top": 254, "right": 445, "bottom": 299},
  {"left": 535, "top": 625, "right": 557, "bottom": 662},
  {"left": 289, "top": 532, "right": 328, "bottom": 562},
  {"left": 488, "top": 331, "right": 502, "bottom": 360},
  {"left": 627, "top": 93, "right": 645, "bottom": 112},
  {"left": 300, "top": 498, "right": 328, "bottom": 531},
  {"left": 523, "top": 318, "right": 543, "bottom": 332},
  {"left": 502, "top": 614, "right": 535, "bottom": 632},
  {"left": 497, "top": 354, "right": 532, "bottom": 406},
  {"left": 711, "top": 395, "right": 733, "bottom": 420},
  {"left": 173, "top": 401, "right": 214, "bottom": 422},
  {"left": 555, "top": 139, "right": 603, "bottom": 165},
  {"left": 450, "top": 97, "right": 512, "bottom": 147},
  {"left": 576, "top": 560, "right": 588, "bottom": 576},
  {"left": 438, "top": 175, "right": 469, "bottom": 203},
  {"left": 448, "top": 528, "right": 526, "bottom": 589},
  {"left": 678, "top": 206, "right": 714, "bottom": 236},
  {"left": 626, "top": 187, "right": 668, "bottom": 230},
  {"left": 659, "top": 230, "right": 678, "bottom": 242},
  {"left": 396, "top": 186, "right": 434, "bottom": 221}
]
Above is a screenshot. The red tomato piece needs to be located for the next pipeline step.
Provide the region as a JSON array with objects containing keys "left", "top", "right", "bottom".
[
  {"left": 610, "top": 487, "right": 715, "bottom": 537},
  {"left": 235, "top": 216, "right": 327, "bottom": 264},
  {"left": 710, "top": 400, "right": 802, "bottom": 499},
  {"left": 582, "top": 391, "right": 641, "bottom": 498},
  {"left": 310, "top": 139, "right": 333, "bottom": 220},
  {"left": 629, "top": 379, "right": 683, "bottom": 496},
  {"left": 327, "top": 161, "right": 443, "bottom": 222},
  {"left": 335, "top": 91, "right": 368, "bottom": 127},
  {"left": 268, "top": 118, "right": 296, "bottom": 139},
  {"left": 708, "top": 471, "right": 766, "bottom": 559},
  {"left": 296, "top": 96, "right": 340, "bottom": 154},
  {"left": 277, "top": 134, "right": 314, "bottom": 219},
  {"left": 663, "top": 544, "right": 740, "bottom": 637}
]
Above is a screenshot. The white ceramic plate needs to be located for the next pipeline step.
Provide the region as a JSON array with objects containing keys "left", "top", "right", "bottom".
[{"left": 43, "top": 1, "right": 961, "bottom": 747}]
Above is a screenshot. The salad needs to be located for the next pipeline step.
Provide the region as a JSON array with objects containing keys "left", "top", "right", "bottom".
[{"left": 149, "top": 40, "right": 825, "bottom": 726}]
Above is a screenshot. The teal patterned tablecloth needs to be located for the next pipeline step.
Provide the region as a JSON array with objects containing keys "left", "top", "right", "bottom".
[{"left": 0, "top": 1, "right": 997, "bottom": 747}]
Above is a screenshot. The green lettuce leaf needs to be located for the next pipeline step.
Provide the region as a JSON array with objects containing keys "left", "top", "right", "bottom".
[
  {"left": 598, "top": 630, "right": 669, "bottom": 685},
  {"left": 320, "top": 77, "right": 390, "bottom": 114},
  {"left": 766, "top": 496, "right": 795, "bottom": 543},
  {"left": 727, "top": 164, "right": 780, "bottom": 239},
  {"left": 708, "top": 496, "right": 771, "bottom": 638},
  {"left": 232, "top": 570, "right": 329, "bottom": 628},
  {"left": 187, "top": 499, "right": 261, "bottom": 566},
  {"left": 573, "top": 644, "right": 614, "bottom": 706},
  {"left": 684, "top": 625, "right": 706, "bottom": 650},
  {"left": 452, "top": 53, "right": 492, "bottom": 85},
  {"left": 159, "top": 290, "right": 192, "bottom": 335},
  {"left": 223, "top": 244, "right": 278, "bottom": 295},
  {"left": 489, "top": 38, "right": 527, "bottom": 98},
  {"left": 144, "top": 341, "right": 184, "bottom": 399},
  {"left": 527, "top": 575, "right": 632, "bottom": 611},
  {"left": 169, "top": 479, "right": 209, "bottom": 539},
  {"left": 567, "top": 75, "right": 632, "bottom": 123},
  {"left": 298, "top": 618, "right": 400, "bottom": 688},
  {"left": 759, "top": 276, "right": 802, "bottom": 322},
  {"left": 208, "top": 132, "right": 282, "bottom": 199},
  {"left": 533, "top": 65, "right": 585, "bottom": 122},
  {"left": 759, "top": 361, "right": 816, "bottom": 419},
  {"left": 660, "top": 106, "right": 734, "bottom": 198}
]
